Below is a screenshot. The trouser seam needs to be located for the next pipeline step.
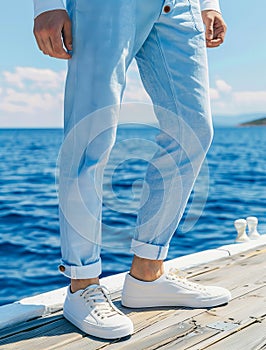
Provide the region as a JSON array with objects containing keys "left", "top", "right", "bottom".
[
  {"left": 65, "top": 0, "right": 78, "bottom": 180},
  {"left": 150, "top": 27, "right": 184, "bottom": 244},
  {"left": 153, "top": 26, "right": 179, "bottom": 118}
]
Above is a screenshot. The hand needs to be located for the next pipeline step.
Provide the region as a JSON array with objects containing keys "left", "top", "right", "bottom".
[
  {"left": 33, "top": 10, "right": 72, "bottom": 59},
  {"left": 201, "top": 10, "right": 227, "bottom": 48}
]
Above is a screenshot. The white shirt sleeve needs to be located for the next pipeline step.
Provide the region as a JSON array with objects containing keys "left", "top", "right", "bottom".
[
  {"left": 33, "top": 0, "right": 66, "bottom": 18},
  {"left": 33, "top": 0, "right": 221, "bottom": 19},
  {"left": 199, "top": 0, "right": 221, "bottom": 13}
]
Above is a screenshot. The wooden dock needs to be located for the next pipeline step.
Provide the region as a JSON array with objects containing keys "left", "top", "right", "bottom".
[{"left": 0, "top": 244, "right": 265, "bottom": 350}]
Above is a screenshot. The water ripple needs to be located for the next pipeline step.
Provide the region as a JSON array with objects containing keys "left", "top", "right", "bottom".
[{"left": 0, "top": 126, "right": 265, "bottom": 305}]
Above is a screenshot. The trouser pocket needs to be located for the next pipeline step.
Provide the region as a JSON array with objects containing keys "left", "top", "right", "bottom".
[{"left": 187, "top": 0, "right": 205, "bottom": 33}]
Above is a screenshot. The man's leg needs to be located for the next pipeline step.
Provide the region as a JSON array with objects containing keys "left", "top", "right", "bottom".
[
  {"left": 59, "top": 0, "right": 138, "bottom": 284},
  {"left": 131, "top": 0, "right": 213, "bottom": 278},
  {"left": 122, "top": 0, "right": 231, "bottom": 308},
  {"left": 58, "top": 0, "right": 136, "bottom": 337},
  {"left": 59, "top": 0, "right": 164, "bottom": 338},
  {"left": 59, "top": 0, "right": 164, "bottom": 285}
]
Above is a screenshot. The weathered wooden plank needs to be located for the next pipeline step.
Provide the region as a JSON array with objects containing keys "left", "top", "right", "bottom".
[
  {"left": 102, "top": 312, "right": 201, "bottom": 350},
  {"left": 53, "top": 308, "right": 203, "bottom": 350},
  {"left": 128, "top": 246, "right": 266, "bottom": 340},
  {"left": 157, "top": 327, "right": 219, "bottom": 350},
  {"left": 120, "top": 306, "right": 196, "bottom": 334},
  {"left": 186, "top": 318, "right": 265, "bottom": 350},
  {"left": 118, "top": 321, "right": 196, "bottom": 350},
  {"left": 0, "top": 312, "right": 63, "bottom": 340},
  {"left": 0, "top": 308, "right": 186, "bottom": 350},
  {"left": 106, "top": 285, "right": 266, "bottom": 350},
  {"left": 184, "top": 247, "right": 266, "bottom": 280},
  {"left": 162, "top": 285, "right": 266, "bottom": 349},
  {"left": 189, "top": 249, "right": 266, "bottom": 297},
  {"left": 108, "top": 257, "right": 265, "bottom": 348},
  {"left": 181, "top": 286, "right": 266, "bottom": 350},
  {"left": 127, "top": 309, "right": 175, "bottom": 333},
  {"left": 55, "top": 249, "right": 266, "bottom": 349},
  {"left": 205, "top": 316, "right": 266, "bottom": 350},
  {"left": 48, "top": 335, "right": 112, "bottom": 350},
  {"left": 1, "top": 246, "right": 265, "bottom": 350},
  {"left": 0, "top": 318, "right": 84, "bottom": 350}
]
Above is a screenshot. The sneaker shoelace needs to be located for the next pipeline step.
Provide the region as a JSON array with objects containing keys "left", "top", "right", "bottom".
[
  {"left": 166, "top": 268, "right": 207, "bottom": 292},
  {"left": 80, "top": 285, "right": 122, "bottom": 319}
]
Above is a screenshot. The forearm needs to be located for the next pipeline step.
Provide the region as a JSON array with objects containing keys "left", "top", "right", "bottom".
[{"left": 33, "top": 0, "right": 65, "bottom": 18}]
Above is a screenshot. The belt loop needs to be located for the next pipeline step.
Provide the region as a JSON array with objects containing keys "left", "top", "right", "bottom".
[{"left": 71, "top": 266, "right": 77, "bottom": 279}]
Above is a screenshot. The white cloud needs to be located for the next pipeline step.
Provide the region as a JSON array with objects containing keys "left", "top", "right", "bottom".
[
  {"left": 0, "top": 67, "right": 65, "bottom": 127},
  {"left": 210, "top": 79, "right": 266, "bottom": 116},
  {"left": 0, "top": 63, "right": 154, "bottom": 127},
  {"left": 0, "top": 65, "right": 265, "bottom": 127},
  {"left": 215, "top": 79, "right": 232, "bottom": 93},
  {"left": 0, "top": 89, "right": 63, "bottom": 114},
  {"left": 3, "top": 67, "right": 66, "bottom": 90},
  {"left": 209, "top": 88, "right": 220, "bottom": 100},
  {"left": 234, "top": 91, "right": 266, "bottom": 105}
]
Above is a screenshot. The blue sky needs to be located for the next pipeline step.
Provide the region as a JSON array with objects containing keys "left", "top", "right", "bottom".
[{"left": 0, "top": 0, "right": 265, "bottom": 127}]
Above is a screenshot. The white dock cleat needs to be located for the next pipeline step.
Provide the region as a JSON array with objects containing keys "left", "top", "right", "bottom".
[
  {"left": 234, "top": 218, "right": 250, "bottom": 243},
  {"left": 246, "top": 216, "right": 261, "bottom": 240}
]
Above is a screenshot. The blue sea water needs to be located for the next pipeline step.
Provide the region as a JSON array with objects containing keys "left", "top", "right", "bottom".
[{"left": 0, "top": 126, "right": 266, "bottom": 306}]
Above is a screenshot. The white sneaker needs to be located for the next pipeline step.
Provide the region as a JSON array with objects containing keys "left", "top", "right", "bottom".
[
  {"left": 121, "top": 269, "right": 231, "bottom": 309},
  {"left": 63, "top": 284, "right": 134, "bottom": 339}
]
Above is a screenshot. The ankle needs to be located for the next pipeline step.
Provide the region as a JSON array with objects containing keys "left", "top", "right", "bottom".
[
  {"left": 71, "top": 278, "right": 100, "bottom": 293},
  {"left": 130, "top": 255, "right": 164, "bottom": 282}
]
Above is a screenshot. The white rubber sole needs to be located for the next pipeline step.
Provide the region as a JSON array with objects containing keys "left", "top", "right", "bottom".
[
  {"left": 63, "top": 309, "right": 134, "bottom": 339},
  {"left": 121, "top": 292, "right": 231, "bottom": 309}
]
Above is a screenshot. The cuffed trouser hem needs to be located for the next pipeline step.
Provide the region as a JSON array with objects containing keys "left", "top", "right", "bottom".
[
  {"left": 130, "top": 239, "right": 169, "bottom": 260},
  {"left": 58, "top": 258, "right": 102, "bottom": 279}
]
